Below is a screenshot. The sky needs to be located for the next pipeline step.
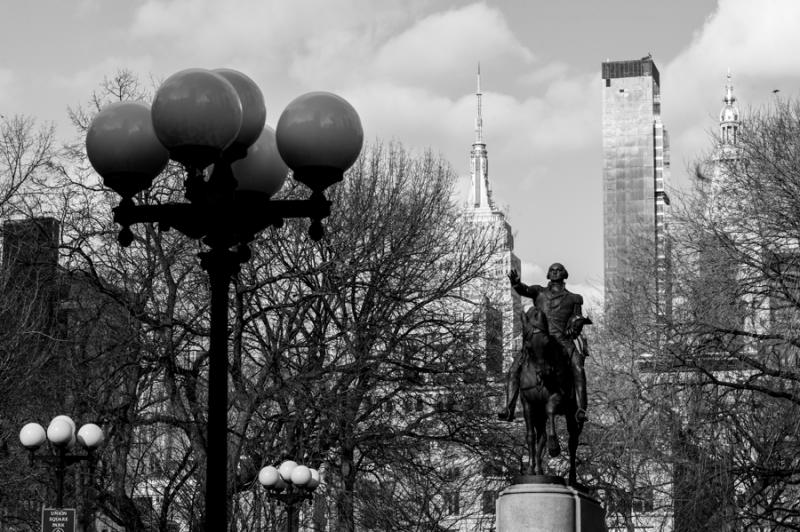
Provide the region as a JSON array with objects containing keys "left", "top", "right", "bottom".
[{"left": 2, "top": 0, "right": 800, "bottom": 310}]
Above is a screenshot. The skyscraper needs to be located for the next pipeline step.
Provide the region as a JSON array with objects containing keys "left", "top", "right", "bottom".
[
  {"left": 463, "top": 65, "right": 522, "bottom": 373},
  {"left": 447, "top": 65, "right": 523, "bottom": 532},
  {"left": 468, "top": 65, "right": 493, "bottom": 214},
  {"left": 601, "top": 55, "right": 671, "bottom": 316}
]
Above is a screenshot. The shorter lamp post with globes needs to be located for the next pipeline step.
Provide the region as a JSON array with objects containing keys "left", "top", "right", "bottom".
[
  {"left": 258, "top": 461, "right": 320, "bottom": 532},
  {"left": 19, "top": 415, "right": 104, "bottom": 508}
]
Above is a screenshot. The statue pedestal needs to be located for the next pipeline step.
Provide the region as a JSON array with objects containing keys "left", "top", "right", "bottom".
[{"left": 496, "top": 476, "right": 607, "bottom": 532}]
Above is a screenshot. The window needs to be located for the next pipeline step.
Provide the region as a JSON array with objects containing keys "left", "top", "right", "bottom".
[
  {"left": 442, "top": 467, "right": 460, "bottom": 482},
  {"left": 443, "top": 491, "right": 460, "bottom": 515},
  {"left": 149, "top": 452, "right": 159, "bottom": 473},
  {"left": 485, "top": 306, "right": 503, "bottom": 376},
  {"left": 482, "top": 460, "right": 503, "bottom": 477},
  {"left": 632, "top": 487, "right": 654, "bottom": 513},
  {"left": 447, "top": 396, "right": 456, "bottom": 410},
  {"left": 436, "top": 395, "right": 455, "bottom": 412},
  {"left": 482, "top": 490, "right": 497, "bottom": 514},
  {"left": 403, "top": 397, "right": 414, "bottom": 412}
]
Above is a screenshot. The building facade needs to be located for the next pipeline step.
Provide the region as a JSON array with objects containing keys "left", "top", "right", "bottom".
[
  {"left": 463, "top": 65, "right": 522, "bottom": 375},
  {"left": 601, "top": 56, "right": 671, "bottom": 317}
]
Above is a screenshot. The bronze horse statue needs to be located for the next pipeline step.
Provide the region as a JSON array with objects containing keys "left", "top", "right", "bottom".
[{"left": 519, "top": 306, "right": 587, "bottom": 485}]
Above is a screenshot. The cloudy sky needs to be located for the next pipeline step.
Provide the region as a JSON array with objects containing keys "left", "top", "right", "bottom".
[{"left": 2, "top": 0, "right": 799, "bottom": 308}]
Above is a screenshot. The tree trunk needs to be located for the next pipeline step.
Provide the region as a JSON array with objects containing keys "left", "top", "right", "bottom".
[{"left": 335, "top": 446, "right": 357, "bottom": 532}]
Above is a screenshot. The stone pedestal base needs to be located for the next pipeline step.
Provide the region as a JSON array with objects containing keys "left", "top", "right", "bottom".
[{"left": 496, "top": 476, "right": 606, "bottom": 532}]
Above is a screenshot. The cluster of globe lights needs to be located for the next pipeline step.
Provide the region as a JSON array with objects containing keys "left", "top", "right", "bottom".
[
  {"left": 83, "top": 67, "right": 360, "bottom": 529},
  {"left": 85, "top": 67, "right": 363, "bottom": 246},
  {"left": 19, "top": 415, "right": 104, "bottom": 452},
  {"left": 258, "top": 460, "right": 320, "bottom": 493}
]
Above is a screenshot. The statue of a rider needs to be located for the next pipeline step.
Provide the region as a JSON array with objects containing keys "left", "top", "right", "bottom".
[{"left": 498, "top": 263, "right": 591, "bottom": 423}]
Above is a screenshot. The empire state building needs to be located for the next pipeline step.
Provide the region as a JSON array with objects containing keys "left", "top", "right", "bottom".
[{"left": 463, "top": 66, "right": 522, "bottom": 373}]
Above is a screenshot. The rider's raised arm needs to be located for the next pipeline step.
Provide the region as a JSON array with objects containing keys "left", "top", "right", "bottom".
[
  {"left": 508, "top": 269, "right": 540, "bottom": 298},
  {"left": 511, "top": 278, "right": 541, "bottom": 299}
]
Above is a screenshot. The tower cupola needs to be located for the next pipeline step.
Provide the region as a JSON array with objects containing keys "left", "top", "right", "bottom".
[{"left": 719, "top": 70, "right": 740, "bottom": 145}]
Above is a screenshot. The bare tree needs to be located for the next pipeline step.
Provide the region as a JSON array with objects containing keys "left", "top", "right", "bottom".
[
  {"left": 226, "top": 142, "right": 506, "bottom": 531},
  {"left": 46, "top": 70, "right": 207, "bottom": 531},
  {"left": 1, "top": 69, "right": 520, "bottom": 531},
  {"left": 593, "top": 98, "right": 800, "bottom": 531},
  {"left": 0, "top": 114, "right": 68, "bottom": 529}
]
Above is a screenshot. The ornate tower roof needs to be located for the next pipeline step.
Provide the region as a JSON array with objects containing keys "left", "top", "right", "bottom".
[{"left": 720, "top": 70, "right": 740, "bottom": 145}]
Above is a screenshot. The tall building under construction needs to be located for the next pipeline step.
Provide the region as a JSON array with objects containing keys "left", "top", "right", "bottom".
[{"left": 601, "top": 56, "right": 670, "bottom": 316}]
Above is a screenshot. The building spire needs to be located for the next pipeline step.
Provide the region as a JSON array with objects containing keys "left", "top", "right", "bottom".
[
  {"left": 475, "top": 62, "right": 484, "bottom": 144},
  {"left": 468, "top": 63, "right": 494, "bottom": 211},
  {"left": 724, "top": 68, "right": 736, "bottom": 105}
]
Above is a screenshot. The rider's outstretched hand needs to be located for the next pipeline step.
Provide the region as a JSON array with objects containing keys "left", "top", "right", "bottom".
[{"left": 508, "top": 269, "right": 520, "bottom": 285}]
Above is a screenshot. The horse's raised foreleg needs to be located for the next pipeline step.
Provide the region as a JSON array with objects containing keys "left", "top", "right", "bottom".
[
  {"left": 566, "top": 414, "right": 583, "bottom": 486},
  {"left": 546, "top": 397, "right": 561, "bottom": 458}
]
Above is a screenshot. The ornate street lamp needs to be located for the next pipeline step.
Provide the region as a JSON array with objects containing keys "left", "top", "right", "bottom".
[
  {"left": 19, "top": 416, "right": 104, "bottom": 507},
  {"left": 258, "top": 460, "right": 321, "bottom": 532},
  {"left": 85, "top": 68, "right": 362, "bottom": 531}
]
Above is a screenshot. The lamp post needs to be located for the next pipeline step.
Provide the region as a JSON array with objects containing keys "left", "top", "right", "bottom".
[
  {"left": 84, "top": 68, "right": 362, "bottom": 531},
  {"left": 258, "top": 460, "right": 320, "bottom": 532},
  {"left": 19, "top": 416, "right": 104, "bottom": 507}
]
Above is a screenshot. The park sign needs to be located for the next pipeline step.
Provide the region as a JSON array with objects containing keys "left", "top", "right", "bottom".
[{"left": 42, "top": 508, "right": 75, "bottom": 532}]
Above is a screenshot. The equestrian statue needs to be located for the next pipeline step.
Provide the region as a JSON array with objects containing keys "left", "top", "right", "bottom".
[{"left": 498, "top": 263, "right": 592, "bottom": 485}]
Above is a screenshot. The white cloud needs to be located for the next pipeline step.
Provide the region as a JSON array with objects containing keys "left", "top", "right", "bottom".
[
  {"left": 663, "top": 0, "right": 800, "bottom": 182},
  {"left": 343, "top": 82, "right": 471, "bottom": 155},
  {"left": 126, "top": 1, "right": 535, "bottom": 98},
  {"left": 129, "top": 0, "right": 424, "bottom": 85},
  {"left": 123, "top": 0, "right": 594, "bottom": 160},
  {"left": 117, "top": 1, "right": 604, "bottom": 289},
  {"left": 520, "top": 61, "right": 570, "bottom": 87},
  {"left": 484, "top": 78, "right": 598, "bottom": 157},
  {"left": 519, "top": 261, "right": 545, "bottom": 284},
  {"left": 51, "top": 56, "right": 156, "bottom": 93},
  {"left": 372, "top": 3, "right": 534, "bottom": 93},
  {"left": 690, "top": 0, "right": 800, "bottom": 77}
]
